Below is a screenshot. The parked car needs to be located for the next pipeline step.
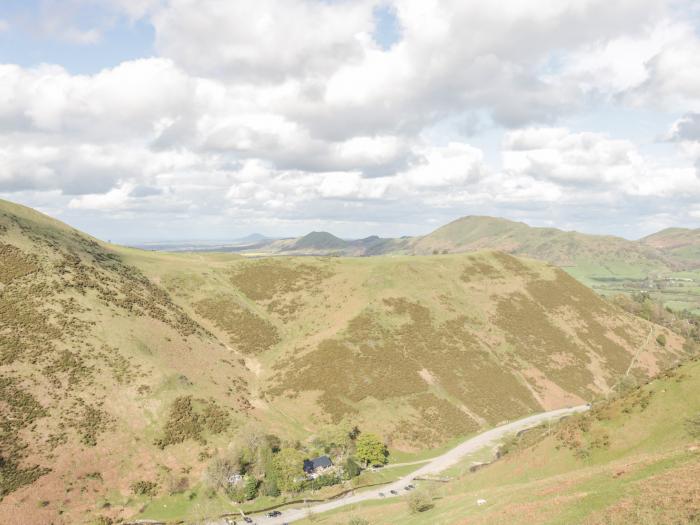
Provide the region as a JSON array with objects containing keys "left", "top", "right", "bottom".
[
  {"left": 267, "top": 511, "right": 282, "bottom": 517},
  {"left": 243, "top": 517, "right": 253, "bottom": 524},
  {"left": 405, "top": 484, "right": 415, "bottom": 490},
  {"left": 390, "top": 489, "right": 398, "bottom": 495},
  {"left": 378, "top": 492, "right": 385, "bottom": 497}
]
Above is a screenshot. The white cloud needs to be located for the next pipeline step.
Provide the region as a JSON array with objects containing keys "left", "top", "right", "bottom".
[
  {"left": 2, "top": 0, "right": 700, "bottom": 240},
  {"left": 503, "top": 127, "right": 700, "bottom": 198},
  {"left": 68, "top": 184, "right": 134, "bottom": 210},
  {"left": 152, "top": 0, "right": 377, "bottom": 82},
  {"left": 668, "top": 113, "right": 700, "bottom": 142}
]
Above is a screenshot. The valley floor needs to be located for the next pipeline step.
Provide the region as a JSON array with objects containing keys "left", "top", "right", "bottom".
[{"left": 207, "top": 406, "right": 589, "bottom": 525}]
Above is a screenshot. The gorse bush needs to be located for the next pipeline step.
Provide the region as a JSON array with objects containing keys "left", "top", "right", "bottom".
[
  {"left": 130, "top": 480, "right": 158, "bottom": 497},
  {"left": 407, "top": 488, "right": 433, "bottom": 513},
  {"left": 685, "top": 412, "right": 700, "bottom": 438},
  {"left": 154, "top": 396, "right": 230, "bottom": 449}
]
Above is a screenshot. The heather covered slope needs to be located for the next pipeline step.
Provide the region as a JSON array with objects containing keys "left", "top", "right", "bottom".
[
  {"left": 124, "top": 245, "right": 684, "bottom": 451},
  {"left": 0, "top": 200, "right": 252, "bottom": 524}
]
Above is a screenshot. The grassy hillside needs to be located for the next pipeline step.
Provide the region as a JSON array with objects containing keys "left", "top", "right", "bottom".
[
  {"left": 0, "top": 198, "right": 690, "bottom": 523},
  {"left": 179, "top": 217, "right": 700, "bottom": 313},
  {"left": 642, "top": 227, "right": 700, "bottom": 268},
  {"left": 122, "top": 245, "right": 684, "bottom": 451},
  {"left": 411, "top": 216, "right": 700, "bottom": 315},
  {"left": 411, "top": 216, "right": 671, "bottom": 277},
  {"left": 0, "top": 200, "right": 252, "bottom": 524},
  {"left": 302, "top": 355, "right": 700, "bottom": 525}
]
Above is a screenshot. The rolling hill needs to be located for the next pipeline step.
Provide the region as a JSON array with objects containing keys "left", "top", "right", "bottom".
[
  {"left": 231, "top": 216, "right": 700, "bottom": 314},
  {"left": 0, "top": 198, "right": 691, "bottom": 523},
  {"left": 410, "top": 216, "right": 673, "bottom": 277},
  {"left": 642, "top": 227, "right": 700, "bottom": 269},
  {"left": 126, "top": 230, "right": 686, "bottom": 451}
]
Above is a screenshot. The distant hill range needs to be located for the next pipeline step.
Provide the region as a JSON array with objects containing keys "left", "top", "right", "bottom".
[{"left": 218, "top": 215, "right": 695, "bottom": 273}]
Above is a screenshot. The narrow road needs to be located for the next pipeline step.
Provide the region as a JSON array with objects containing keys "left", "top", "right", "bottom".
[{"left": 211, "top": 405, "right": 589, "bottom": 525}]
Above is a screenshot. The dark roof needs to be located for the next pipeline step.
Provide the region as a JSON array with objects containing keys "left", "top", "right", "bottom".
[{"left": 303, "top": 455, "right": 333, "bottom": 472}]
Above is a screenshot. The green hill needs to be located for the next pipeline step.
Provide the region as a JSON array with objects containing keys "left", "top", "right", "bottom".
[
  {"left": 236, "top": 217, "right": 700, "bottom": 313},
  {"left": 129, "top": 239, "right": 683, "bottom": 452},
  {"left": 412, "top": 216, "right": 672, "bottom": 278},
  {"left": 292, "top": 231, "right": 350, "bottom": 251},
  {"left": 642, "top": 227, "right": 700, "bottom": 268}
]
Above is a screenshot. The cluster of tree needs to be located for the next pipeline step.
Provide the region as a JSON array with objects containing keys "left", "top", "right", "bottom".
[
  {"left": 204, "top": 424, "right": 388, "bottom": 501},
  {"left": 610, "top": 292, "right": 700, "bottom": 354}
]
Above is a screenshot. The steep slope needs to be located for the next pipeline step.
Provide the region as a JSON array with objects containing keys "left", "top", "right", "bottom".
[
  {"left": 412, "top": 216, "right": 673, "bottom": 277},
  {"left": 127, "top": 247, "right": 685, "bottom": 452},
  {"left": 0, "top": 200, "right": 252, "bottom": 524},
  {"left": 317, "top": 355, "right": 700, "bottom": 525},
  {"left": 642, "top": 227, "right": 700, "bottom": 268}
]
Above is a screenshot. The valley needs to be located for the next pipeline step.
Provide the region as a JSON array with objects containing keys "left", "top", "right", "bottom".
[{"left": 0, "top": 198, "right": 698, "bottom": 524}]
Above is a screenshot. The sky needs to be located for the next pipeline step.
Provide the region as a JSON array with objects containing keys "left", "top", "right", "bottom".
[{"left": 1, "top": 0, "right": 700, "bottom": 242}]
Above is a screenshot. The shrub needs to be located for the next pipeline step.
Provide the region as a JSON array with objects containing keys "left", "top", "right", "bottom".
[
  {"left": 407, "top": 489, "right": 433, "bottom": 513},
  {"left": 154, "top": 396, "right": 203, "bottom": 449},
  {"left": 306, "top": 473, "right": 341, "bottom": 489},
  {"left": 344, "top": 457, "right": 361, "bottom": 479},
  {"left": 348, "top": 517, "right": 369, "bottom": 525},
  {"left": 130, "top": 480, "right": 158, "bottom": 497},
  {"left": 261, "top": 477, "right": 280, "bottom": 497},
  {"left": 656, "top": 333, "right": 667, "bottom": 347},
  {"left": 685, "top": 412, "right": 700, "bottom": 438}
]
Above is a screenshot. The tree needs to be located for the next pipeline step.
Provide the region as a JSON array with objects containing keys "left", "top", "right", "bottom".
[
  {"left": 243, "top": 474, "right": 258, "bottom": 500},
  {"left": 272, "top": 448, "right": 305, "bottom": 492},
  {"left": 349, "top": 425, "right": 361, "bottom": 440},
  {"left": 317, "top": 424, "right": 354, "bottom": 456},
  {"left": 343, "top": 457, "right": 360, "bottom": 479},
  {"left": 355, "top": 433, "right": 388, "bottom": 467},
  {"left": 261, "top": 477, "right": 280, "bottom": 497},
  {"left": 204, "top": 457, "right": 237, "bottom": 492}
]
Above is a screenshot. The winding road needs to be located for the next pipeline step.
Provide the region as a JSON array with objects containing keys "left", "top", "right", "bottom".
[{"left": 210, "top": 405, "right": 589, "bottom": 525}]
